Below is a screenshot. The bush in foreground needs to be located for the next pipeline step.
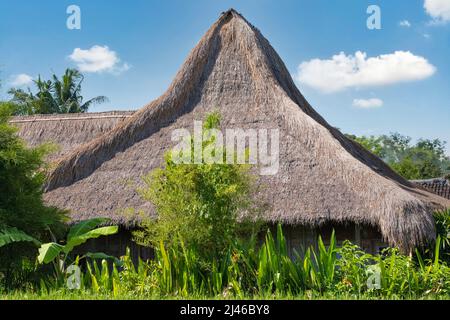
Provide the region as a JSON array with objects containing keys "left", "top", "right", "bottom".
[
  {"left": 8, "top": 226, "right": 448, "bottom": 300},
  {"left": 0, "top": 106, "right": 66, "bottom": 289}
]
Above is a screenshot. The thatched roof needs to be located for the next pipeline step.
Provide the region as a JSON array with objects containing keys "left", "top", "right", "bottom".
[
  {"left": 11, "top": 111, "right": 134, "bottom": 160},
  {"left": 15, "top": 10, "right": 450, "bottom": 251},
  {"left": 412, "top": 178, "right": 450, "bottom": 200}
]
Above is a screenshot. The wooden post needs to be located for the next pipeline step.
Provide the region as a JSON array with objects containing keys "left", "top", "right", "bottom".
[{"left": 355, "top": 224, "right": 361, "bottom": 247}]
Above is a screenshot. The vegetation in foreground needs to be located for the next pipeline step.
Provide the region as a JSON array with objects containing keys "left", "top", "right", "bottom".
[
  {"left": 1, "top": 225, "right": 450, "bottom": 300},
  {"left": 0, "top": 105, "right": 67, "bottom": 289}
]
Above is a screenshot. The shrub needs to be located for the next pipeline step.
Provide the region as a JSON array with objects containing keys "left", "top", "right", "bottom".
[
  {"left": 0, "top": 106, "right": 66, "bottom": 289},
  {"left": 133, "top": 112, "right": 263, "bottom": 259},
  {"left": 335, "top": 241, "right": 373, "bottom": 294}
]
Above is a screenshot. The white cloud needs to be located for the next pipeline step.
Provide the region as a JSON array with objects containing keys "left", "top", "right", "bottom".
[
  {"left": 10, "top": 74, "right": 33, "bottom": 86},
  {"left": 399, "top": 20, "right": 411, "bottom": 27},
  {"left": 352, "top": 98, "right": 383, "bottom": 109},
  {"left": 68, "top": 45, "right": 130, "bottom": 74},
  {"left": 296, "top": 51, "right": 436, "bottom": 93},
  {"left": 424, "top": 0, "right": 450, "bottom": 23}
]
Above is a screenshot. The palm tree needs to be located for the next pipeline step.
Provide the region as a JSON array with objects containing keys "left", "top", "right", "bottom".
[
  {"left": 8, "top": 68, "right": 108, "bottom": 115},
  {"left": 52, "top": 69, "right": 108, "bottom": 113}
]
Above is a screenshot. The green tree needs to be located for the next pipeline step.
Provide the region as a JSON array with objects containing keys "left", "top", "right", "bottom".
[
  {"left": 346, "top": 134, "right": 385, "bottom": 158},
  {"left": 133, "top": 112, "right": 262, "bottom": 258},
  {"left": 0, "top": 106, "right": 66, "bottom": 287},
  {"left": 8, "top": 68, "right": 108, "bottom": 115},
  {"left": 347, "top": 133, "right": 450, "bottom": 180}
]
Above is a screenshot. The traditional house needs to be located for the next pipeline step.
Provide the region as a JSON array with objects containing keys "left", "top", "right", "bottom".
[
  {"left": 412, "top": 178, "right": 450, "bottom": 200},
  {"left": 12, "top": 10, "right": 450, "bottom": 257}
]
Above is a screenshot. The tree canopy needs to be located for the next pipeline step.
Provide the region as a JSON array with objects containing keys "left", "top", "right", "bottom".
[
  {"left": 7, "top": 69, "right": 108, "bottom": 115},
  {"left": 347, "top": 133, "right": 450, "bottom": 180}
]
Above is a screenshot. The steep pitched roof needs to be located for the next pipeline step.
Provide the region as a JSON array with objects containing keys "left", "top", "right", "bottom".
[{"left": 17, "top": 10, "right": 450, "bottom": 251}]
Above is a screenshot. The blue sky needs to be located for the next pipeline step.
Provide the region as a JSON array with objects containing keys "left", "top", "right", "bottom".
[{"left": 1, "top": 0, "right": 449, "bottom": 154}]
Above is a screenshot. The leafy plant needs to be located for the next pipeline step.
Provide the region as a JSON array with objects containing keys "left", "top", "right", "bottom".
[
  {"left": 434, "top": 209, "right": 450, "bottom": 261},
  {"left": 335, "top": 241, "right": 373, "bottom": 294},
  {"left": 2, "top": 224, "right": 448, "bottom": 299},
  {"left": 134, "top": 112, "right": 262, "bottom": 259},
  {"left": 37, "top": 218, "right": 119, "bottom": 280},
  {"left": 0, "top": 107, "right": 66, "bottom": 288},
  {"left": 0, "top": 227, "right": 41, "bottom": 248}
]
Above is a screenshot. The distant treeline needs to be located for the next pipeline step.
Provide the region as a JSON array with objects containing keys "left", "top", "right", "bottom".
[{"left": 347, "top": 133, "right": 450, "bottom": 180}]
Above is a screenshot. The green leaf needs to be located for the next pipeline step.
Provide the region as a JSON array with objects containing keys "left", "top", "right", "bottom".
[
  {"left": 67, "top": 218, "right": 111, "bottom": 241},
  {"left": 85, "top": 252, "right": 122, "bottom": 266},
  {"left": 64, "top": 226, "right": 119, "bottom": 254},
  {"left": 38, "top": 242, "right": 64, "bottom": 264},
  {"left": 434, "top": 235, "right": 441, "bottom": 267},
  {"left": 0, "top": 227, "right": 41, "bottom": 248}
]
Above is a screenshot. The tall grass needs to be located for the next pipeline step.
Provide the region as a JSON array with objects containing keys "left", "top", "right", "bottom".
[{"left": 24, "top": 225, "right": 450, "bottom": 299}]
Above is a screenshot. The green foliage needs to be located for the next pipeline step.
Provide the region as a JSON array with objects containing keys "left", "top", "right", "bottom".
[
  {"left": 134, "top": 112, "right": 261, "bottom": 258},
  {"left": 0, "top": 108, "right": 66, "bottom": 288},
  {"left": 0, "top": 101, "right": 20, "bottom": 118},
  {"left": 335, "top": 241, "right": 373, "bottom": 294},
  {"left": 347, "top": 134, "right": 385, "bottom": 158},
  {"left": 347, "top": 132, "right": 450, "bottom": 179},
  {"left": 12, "top": 226, "right": 449, "bottom": 299},
  {"left": 38, "top": 243, "right": 65, "bottom": 265},
  {"left": 37, "top": 218, "right": 119, "bottom": 280},
  {"left": 0, "top": 227, "right": 41, "bottom": 248},
  {"left": 7, "top": 69, "right": 108, "bottom": 115},
  {"left": 63, "top": 219, "right": 118, "bottom": 254},
  {"left": 434, "top": 209, "right": 450, "bottom": 262}
]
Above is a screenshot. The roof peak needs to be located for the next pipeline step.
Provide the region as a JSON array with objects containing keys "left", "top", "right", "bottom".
[
  {"left": 221, "top": 8, "right": 240, "bottom": 16},
  {"left": 219, "top": 8, "right": 250, "bottom": 25}
]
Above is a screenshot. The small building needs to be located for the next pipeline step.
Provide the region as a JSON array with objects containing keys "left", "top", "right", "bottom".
[
  {"left": 412, "top": 178, "right": 450, "bottom": 200},
  {"left": 11, "top": 10, "right": 450, "bottom": 257}
]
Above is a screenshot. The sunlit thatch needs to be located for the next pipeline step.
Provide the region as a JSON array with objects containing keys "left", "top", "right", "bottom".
[{"left": 14, "top": 10, "right": 450, "bottom": 252}]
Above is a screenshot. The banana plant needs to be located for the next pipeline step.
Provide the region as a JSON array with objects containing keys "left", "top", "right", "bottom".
[
  {"left": 0, "top": 227, "right": 41, "bottom": 248},
  {"left": 37, "top": 218, "right": 119, "bottom": 279}
]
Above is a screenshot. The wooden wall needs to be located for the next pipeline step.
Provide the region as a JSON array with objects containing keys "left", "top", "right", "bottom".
[
  {"left": 271, "top": 223, "right": 387, "bottom": 256},
  {"left": 73, "top": 228, "right": 153, "bottom": 264},
  {"left": 75, "top": 223, "right": 387, "bottom": 263}
]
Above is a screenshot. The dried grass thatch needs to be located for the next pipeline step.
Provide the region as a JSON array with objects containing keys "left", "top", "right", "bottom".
[
  {"left": 16, "top": 10, "right": 450, "bottom": 251},
  {"left": 11, "top": 111, "right": 134, "bottom": 160}
]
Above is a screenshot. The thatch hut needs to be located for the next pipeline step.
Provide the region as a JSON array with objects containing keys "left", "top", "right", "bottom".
[{"left": 12, "top": 9, "right": 450, "bottom": 256}]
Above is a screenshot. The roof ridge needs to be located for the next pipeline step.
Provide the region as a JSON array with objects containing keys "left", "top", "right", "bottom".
[{"left": 10, "top": 112, "right": 135, "bottom": 123}]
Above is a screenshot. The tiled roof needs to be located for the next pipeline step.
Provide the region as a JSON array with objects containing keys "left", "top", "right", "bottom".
[{"left": 412, "top": 178, "right": 450, "bottom": 200}]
